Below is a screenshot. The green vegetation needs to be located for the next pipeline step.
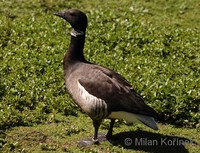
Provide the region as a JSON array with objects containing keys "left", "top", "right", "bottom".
[
  {"left": 0, "top": 0, "right": 199, "bottom": 152},
  {"left": 1, "top": 114, "right": 200, "bottom": 153}
]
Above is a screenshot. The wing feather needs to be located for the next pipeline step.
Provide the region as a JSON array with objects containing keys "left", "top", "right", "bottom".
[{"left": 78, "top": 65, "right": 158, "bottom": 118}]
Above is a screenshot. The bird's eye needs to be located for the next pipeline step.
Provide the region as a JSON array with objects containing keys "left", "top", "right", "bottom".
[{"left": 69, "top": 12, "right": 76, "bottom": 16}]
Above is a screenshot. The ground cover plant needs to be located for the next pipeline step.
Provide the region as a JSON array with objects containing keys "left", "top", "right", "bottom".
[{"left": 0, "top": 0, "right": 199, "bottom": 152}]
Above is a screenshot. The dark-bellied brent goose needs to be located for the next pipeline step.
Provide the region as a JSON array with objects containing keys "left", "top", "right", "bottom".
[{"left": 54, "top": 9, "right": 159, "bottom": 146}]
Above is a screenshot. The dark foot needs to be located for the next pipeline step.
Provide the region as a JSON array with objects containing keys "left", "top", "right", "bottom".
[
  {"left": 92, "top": 138, "right": 100, "bottom": 145},
  {"left": 79, "top": 139, "right": 95, "bottom": 147},
  {"left": 106, "top": 133, "right": 113, "bottom": 140},
  {"left": 78, "top": 133, "right": 107, "bottom": 147},
  {"left": 97, "top": 133, "right": 107, "bottom": 142}
]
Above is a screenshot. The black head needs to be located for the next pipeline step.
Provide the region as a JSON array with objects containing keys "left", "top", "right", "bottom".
[{"left": 54, "top": 9, "right": 87, "bottom": 32}]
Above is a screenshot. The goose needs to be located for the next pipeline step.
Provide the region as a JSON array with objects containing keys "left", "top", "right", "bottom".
[{"left": 54, "top": 9, "right": 159, "bottom": 144}]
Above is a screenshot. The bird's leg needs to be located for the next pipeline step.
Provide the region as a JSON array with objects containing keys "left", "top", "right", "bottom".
[
  {"left": 92, "top": 120, "right": 102, "bottom": 144},
  {"left": 106, "top": 119, "right": 115, "bottom": 139}
]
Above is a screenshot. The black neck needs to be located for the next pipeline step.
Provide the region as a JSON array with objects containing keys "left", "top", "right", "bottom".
[{"left": 64, "top": 33, "right": 87, "bottom": 66}]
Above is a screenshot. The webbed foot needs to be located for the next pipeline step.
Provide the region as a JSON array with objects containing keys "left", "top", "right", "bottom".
[{"left": 78, "top": 133, "right": 107, "bottom": 147}]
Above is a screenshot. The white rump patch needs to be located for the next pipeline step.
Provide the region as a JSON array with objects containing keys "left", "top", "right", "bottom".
[{"left": 108, "top": 111, "right": 158, "bottom": 130}]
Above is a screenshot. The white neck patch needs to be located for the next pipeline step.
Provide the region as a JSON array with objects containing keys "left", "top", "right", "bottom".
[{"left": 71, "top": 28, "right": 84, "bottom": 37}]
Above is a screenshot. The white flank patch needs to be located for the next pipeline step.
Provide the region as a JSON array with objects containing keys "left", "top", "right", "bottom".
[
  {"left": 108, "top": 111, "right": 158, "bottom": 130},
  {"left": 77, "top": 81, "right": 107, "bottom": 118}
]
